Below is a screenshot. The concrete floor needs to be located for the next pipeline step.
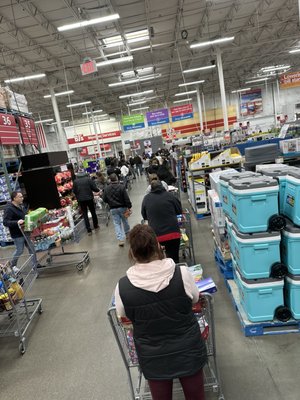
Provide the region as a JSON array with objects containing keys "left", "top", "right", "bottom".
[{"left": 1, "top": 176, "right": 300, "bottom": 399}]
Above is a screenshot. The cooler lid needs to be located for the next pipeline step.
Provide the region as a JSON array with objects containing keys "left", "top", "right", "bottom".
[
  {"left": 286, "top": 273, "right": 300, "bottom": 281},
  {"left": 261, "top": 168, "right": 295, "bottom": 177},
  {"left": 283, "top": 218, "right": 300, "bottom": 233},
  {"left": 220, "top": 171, "right": 258, "bottom": 183},
  {"left": 232, "top": 224, "right": 279, "bottom": 239},
  {"left": 287, "top": 168, "right": 300, "bottom": 180},
  {"left": 236, "top": 266, "right": 283, "bottom": 285},
  {"left": 229, "top": 176, "right": 278, "bottom": 190}
]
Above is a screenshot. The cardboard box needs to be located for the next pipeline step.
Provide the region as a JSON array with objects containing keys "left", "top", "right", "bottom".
[
  {"left": 280, "top": 139, "right": 300, "bottom": 154},
  {"left": 208, "top": 189, "right": 225, "bottom": 227}
]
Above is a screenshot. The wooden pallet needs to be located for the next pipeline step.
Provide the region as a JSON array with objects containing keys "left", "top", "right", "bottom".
[{"left": 226, "top": 279, "right": 300, "bottom": 337}]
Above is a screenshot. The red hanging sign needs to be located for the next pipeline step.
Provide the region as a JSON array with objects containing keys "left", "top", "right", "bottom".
[
  {"left": 18, "top": 116, "right": 39, "bottom": 145},
  {"left": 0, "top": 113, "right": 21, "bottom": 145},
  {"left": 80, "top": 59, "right": 97, "bottom": 76}
]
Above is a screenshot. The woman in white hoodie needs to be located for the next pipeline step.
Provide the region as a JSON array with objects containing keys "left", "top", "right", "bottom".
[{"left": 115, "top": 224, "right": 207, "bottom": 400}]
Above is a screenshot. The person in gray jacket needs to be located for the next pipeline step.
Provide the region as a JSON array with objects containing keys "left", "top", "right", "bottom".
[{"left": 73, "top": 171, "right": 100, "bottom": 235}]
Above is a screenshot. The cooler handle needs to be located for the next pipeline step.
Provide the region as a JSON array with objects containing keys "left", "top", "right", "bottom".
[
  {"left": 251, "top": 195, "right": 267, "bottom": 202},
  {"left": 258, "top": 288, "right": 273, "bottom": 295},
  {"left": 254, "top": 244, "right": 269, "bottom": 251}
]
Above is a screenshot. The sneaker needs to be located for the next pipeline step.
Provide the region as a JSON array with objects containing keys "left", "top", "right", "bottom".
[
  {"left": 88, "top": 231, "right": 92, "bottom": 236},
  {"left": 118, "top": 241, "right": 125, "bottom": 247}
]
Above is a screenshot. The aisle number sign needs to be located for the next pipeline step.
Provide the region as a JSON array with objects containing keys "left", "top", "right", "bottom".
[
  {"left": 18, "top": 116, "right": 39, "bottom": 145},
  {"left": 170, "top": 104, "right": 193, "bottom": 122},
  {"left": 0, "top": 113, "right": 21, "bottom": 145},
  {"left": 122, "top": 114, "right": 145, "bottom": 131},
  {"left": 280, "top": 71, "right": 300, "bottom": 89}
]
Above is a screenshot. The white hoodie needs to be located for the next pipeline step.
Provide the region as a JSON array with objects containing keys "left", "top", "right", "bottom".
[{"left": 115, "top": 258, "right": 199, "bottom": 317}]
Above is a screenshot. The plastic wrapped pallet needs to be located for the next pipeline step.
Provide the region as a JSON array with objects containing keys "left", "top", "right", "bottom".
[
  {"left": 0, "top": 87, "right": 8, "bottom": 109},
  {"left": 5, "top": 86, "right": 29, "bottom": 114}
]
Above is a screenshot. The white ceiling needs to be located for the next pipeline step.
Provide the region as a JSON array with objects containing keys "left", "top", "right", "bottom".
[{"left": 0, "top": 0, "right": 299, "bottom": 121}]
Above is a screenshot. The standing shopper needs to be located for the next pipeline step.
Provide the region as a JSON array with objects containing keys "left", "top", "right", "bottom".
[
  {"left": 142, "top": 181, "right": 182, "bottom": 263},
  {"left": 3, "top": 191, "right": 38, "bottom": 268},
  {"left": 73, "top": 171, "right": 100, "bottom": 236},
  {"left": 115, "top": 224, "right": 207, "bottom": 400},
  {"left": 103, "top": 173, "right": 132, "bottom": 247},
  {"left": 134, "top": 154, "right": 143, "bottom": 176}
]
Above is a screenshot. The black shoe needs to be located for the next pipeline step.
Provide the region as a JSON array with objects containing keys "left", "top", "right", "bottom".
[{"left": 88, "top": 231, "right": 92, "bottom": 236}]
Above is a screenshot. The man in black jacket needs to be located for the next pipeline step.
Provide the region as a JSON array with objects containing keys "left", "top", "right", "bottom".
[
  {"left": 73, "top": 171, "right": 100, "bottom": 235},
  {"left": 103, "top": 173, "right": 132, "bottom": 246},
  {"left": 3, "top": 191, "right": 38, "bottom": 268}
]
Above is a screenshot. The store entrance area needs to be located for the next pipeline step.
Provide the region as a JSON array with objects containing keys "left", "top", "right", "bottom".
[{"left": 0, "top": 178, "right": 300, "bottom": 400}]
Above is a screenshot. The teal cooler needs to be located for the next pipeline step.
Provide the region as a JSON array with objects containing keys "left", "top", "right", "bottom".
[
  {"left": 261, "top": 167, "right": 299, "bottom": 214},
  {"left": 285, "top": 274, "right": 300, "bottom": 319},
  {"left": 220, "top": 172, "right": 258, "bottom": 218},
  {"left": 231, "top": 226, "right": 282, "bottom": 279},
  {"left": 225, "top": 217, "right": 234, "bottom": 254},
  {"left": 235, "top": 267, "right": 284, "bottom": 322},
  {"left": 229, "top": 177, "right": 279, "bottom": 233},
  {"left": 283, "top": 171, "right": 300, "bottom": 226},
  {"left": 282, "top": 220, "right": 300, "bottom": 275}
]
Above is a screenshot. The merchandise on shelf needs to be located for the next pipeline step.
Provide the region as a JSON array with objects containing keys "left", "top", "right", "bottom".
[
  {"left": 189, "top": 152, "right": 211, "bottom": 170},
  {"left": 208, "top": 190, "right": 225, "bottom": 228},
  {"left": 282, "top": 170, "right": 300, "bottom": 226},
  {"left": 187, "top": 174, "right": 208, "bottom": 214},
  {"left": 55, "top": 170, "right": 74, "bottom": 207},
  {"left": 279, "top": 138, "right": 300, "bottom": 155},
  {"left": 5, "top": 86, "right": 29, "bottom": 114},
  {"left": 0, "top": 210, "right": 12, "bottom": 243},
  {"left": 209, "top": 168, "right": 237, "bottom": 197},
  {"left": 0, "top": 174, "right": 20, "bottom": 202},
  {"left": 210, "top": 148, "right": 242, "bottom": 167}
]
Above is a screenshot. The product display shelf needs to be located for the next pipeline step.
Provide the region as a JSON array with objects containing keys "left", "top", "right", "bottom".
[
  {"left": 225, "top": 279, "right": 300, "bottom": 337},
  {"left": 214, "top": 246, "right": 233, "bottom": 280}
]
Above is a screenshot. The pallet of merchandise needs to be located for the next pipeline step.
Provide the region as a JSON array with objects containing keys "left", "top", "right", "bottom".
[
  {"left": 214, "top": 246, "right": 233, "bottom": 279},
  {"left": 226, "top": 279, "right": 300, "bottom": 337}
]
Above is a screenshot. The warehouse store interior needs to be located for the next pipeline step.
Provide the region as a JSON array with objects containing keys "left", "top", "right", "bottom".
[{"left": 1, "top": 1, "right": 300, "bottom": 400}]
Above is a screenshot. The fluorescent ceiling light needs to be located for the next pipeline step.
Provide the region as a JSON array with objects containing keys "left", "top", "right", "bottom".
[
  {"left": 4, "top": 73, "right": 46, "bottom": 83},
  {"left": 231, "top": 88, "right": 251, "bottom": 93},
  {"left": 119, "top": 90, "right": 154, "bottom": 99},
  {"left": 131, "top": 106, "right": 150, "bottom": 111},
  {"left": 82, "top": 109, "right": 103, "bottom": 115},
  {"left": 108, "top": 74, "right": 162, "bottom": 87},
  {"left": 57, "top": 14, "right": 120, "bottom": 32},
  {"left": 37, "top": 118, "right": 54, "bottom": 123},
  {"left": 175, "top": 90, "right": 197, "bottom": 97},
  {"left": 245, "top": 78, "right": 270, "bottom": 84},
  {"left": 289, "top": 49, "right": 300, "bottom": 54},
  {"left": 183, "top": 65, "right": 216, "bottom": 74},
  {"left": 121, "top": 67, "right": 153, "bottom": 79},
  {"left": 67, "top": 101, "right": 91, "bottom": 108},
  {"left": 190, "top": 36, "right": 234, "bottom": 49},
  {"left": 178, "top": 80, "right": 205, "bottom": 87},
  {"left": 173, "top": 98, "right": 192, "bottom": 104},
  {"left": 96, "top": 56, "right": 133, "bottom": 67},
  {"left": 51, "top": 120, "right": 69, "bottom": 125},
  {"left": 128, "top": 100, "right": 147, "bottom": 106},
  {"left": 102, "top": 29, "right": 149, "bottom": 48},
  {"left": 43, "top": 90, "right": 74, "bottom": 99},
  {"left": 261, "top": 65, "right": 290, "bottom": 72}
]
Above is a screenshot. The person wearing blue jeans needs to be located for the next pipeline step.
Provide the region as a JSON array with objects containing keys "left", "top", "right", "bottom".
[
  {"left": 3, "top": 191, "right": 38, "bottom": 268},
  {"left": 103, "top": 173, "right": 132, "bottom": 247}
]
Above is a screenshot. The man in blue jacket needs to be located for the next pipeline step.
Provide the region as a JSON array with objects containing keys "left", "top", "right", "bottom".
[{"left": 3, "top": 191, "right": 38, "bottom": 268}]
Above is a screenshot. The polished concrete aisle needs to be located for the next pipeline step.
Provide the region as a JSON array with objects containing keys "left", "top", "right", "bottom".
[{"left": 1, "top": 176, "right": 300, "bottom": 399}]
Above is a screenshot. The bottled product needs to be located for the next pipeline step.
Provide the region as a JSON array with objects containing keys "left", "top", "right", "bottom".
[
  {"left": 1, "top": 294, "right": 13, "bottom": 311},
  {"left": 10, "top": 280, "right": 24, "bottom": 301}
]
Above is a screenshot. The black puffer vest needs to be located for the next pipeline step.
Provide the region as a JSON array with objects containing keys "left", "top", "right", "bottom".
[{"left": 118, "top": 267, "right": 207, "bottom": 380}]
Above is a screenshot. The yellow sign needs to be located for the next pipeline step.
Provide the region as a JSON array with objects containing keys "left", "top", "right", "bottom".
[{"left": 280, "top": 71, "right": 300, "bottom": 89}]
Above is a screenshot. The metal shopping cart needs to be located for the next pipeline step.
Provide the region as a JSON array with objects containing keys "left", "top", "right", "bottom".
[
  {"left": 107, "top": 289, "right": 225, "bottom": 400},
  {"left": 0, "top": 255, "right": 42, "bottom": 354},
  {"left": 178, "top": 209, "right": 196, "bottom": 265},
  {"left": 95, "top": 196, "right": 110, "bottom": 227}
]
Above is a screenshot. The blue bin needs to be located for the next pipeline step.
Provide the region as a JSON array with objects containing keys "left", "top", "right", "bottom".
[
  {"left": 231, "top": 226, "right": 281, "bottom": 279},
  {"left": 283, "top": 170, "right": 300, "bottom": 226},
  {"left": 285, "top": 274, "right": 300, "bottom": 319},
  {"left": 229, "top": 177, "right": 279, "bottom": 233},
  {"left": 220, "top": 172, "right": 258, "bottom": 218},
  {"left": 235, "top": 267, "right": 284, "bottom": 322},
  {"left": 282, "top": 220, "right": 300, "bottom": 275}
]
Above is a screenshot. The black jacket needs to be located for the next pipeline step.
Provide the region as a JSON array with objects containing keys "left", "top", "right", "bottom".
[
  {"left": 107, "top": 166, "right": 121, "bottom": 178},
  {"left": 119, "top": 266, "right": 207, "bottom": 380},
  {"left": 103, "top": 182, "right": 132, "bottom": 209},
  {"left": 3, "top": 203, "right": 26, "bottom": 238},
  {"left": 157, "top": 165, "right": 176, "bottom": 185},
  {"left": 73, "top": 173, "right": 99, "bottom": 202},
  {"left": 141, "top": 184, "right": 182, "bottom": 237}
]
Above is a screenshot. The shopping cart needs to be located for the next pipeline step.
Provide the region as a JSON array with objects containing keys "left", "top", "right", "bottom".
[
  {"left": 95, "top": 196, "right": 110, "bottom": 227},
  {"left": 107, "top": 288, "right": 225, "bottom": 400},
  {"left": 178, "top": 209, "right": 196, "bottom": 265},
  {"left": 0, "top": 255, "right": 42, "bottom": 354}
]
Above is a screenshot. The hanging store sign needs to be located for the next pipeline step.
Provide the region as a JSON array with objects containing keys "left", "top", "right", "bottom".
[
  {"left": 240, "top": 89, "right": 263, "bottom": 116},
  {"left": 170, "top": 104, "right": 193, "bottom": 122},
  {"left": 0, "top": 113, "right": 21, "bottom": 145},
  {"left": 279, "top": 71, "right": 300, "bottom": 89},
  {"left": 80, "top": 58, "right": 97, "bottom": 76},
  {"left": 67, "top": 130, "right": 121, "bottom": 149},
  {"left": 80, "top": 144, "right": 112, "bottom": 156},
  {"left": 18, "top": 116, "right": 39, "bottom": 146},
  {"left": 122, "top": 114, "right": 145, "bottom": 131},
  {"left": 146, "top": 108, "right": 169, "bottom": 126}
]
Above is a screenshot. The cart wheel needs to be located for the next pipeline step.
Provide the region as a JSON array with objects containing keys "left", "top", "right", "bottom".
[
  {"left": 77, "top": 262, "right": 84, "bottom": 271},
  {"left": 19, "top": 338, "right": 26, "bottom": 355},
  {"left": 38, "top": 305, "right": 43, "bottom": 314},
  {"left": 270, "top": 263, "right": 288, "bottom": 279},
  {"left": 268, "top": 214, "right": 286, "bottom": 231},
  {"left": 274, "top": 305, "right": 292, "bottom": 322}
]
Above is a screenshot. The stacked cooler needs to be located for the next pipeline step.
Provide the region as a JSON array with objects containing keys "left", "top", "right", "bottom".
[{"left": 220, "top": 171, "right": 290, "bottom": 323}]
